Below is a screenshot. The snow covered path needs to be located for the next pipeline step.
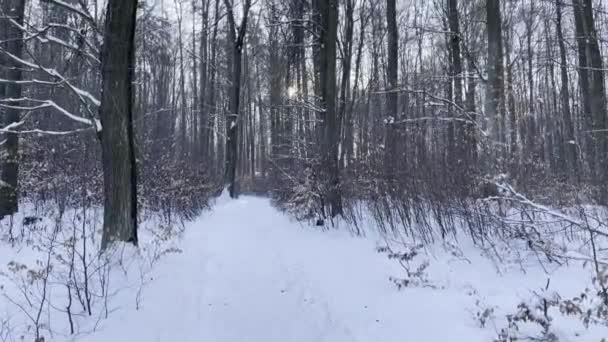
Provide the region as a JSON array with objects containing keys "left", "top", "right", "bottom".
[
  {"left": 79, "top": 195, "right": 494, "bottom": 342},
  {"left": 3, "top": 194, "right": 604, "bottom": 341}
]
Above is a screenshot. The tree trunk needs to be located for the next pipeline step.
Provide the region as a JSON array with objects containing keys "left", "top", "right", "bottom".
[
  {"left": 339, "top": 0, "right": 354, "bottom": 169},
  {"left": 199, "top": 0, "right": 210, "bottom": 161},
  {"left": 485, "top": 0, "right": 505, "bottom": 155},
  {"left": 319, "top": 0, "right": 342, "bottom": 217},
  {"left": 99, "top": 0, "right": 139, "bottom": 250},
  {"left": 556, "top": 0, "right": 578, "bottom": 179},
  {"left": 385, "top": 0, "right": 399, "bottom": 175},
  {"left": 224, "top": 0, "right": 252, "bottom": 198},
  {"left": 580, "top": 0, "right": 608, "bottom": 200},
  {"left": 207, "top": 0, "right": 220, "bottom": 169},
  {"left": 572, "top": 0, "right": 593, "bottom": 177},
  {"left": 177, "top": 2, "right": 188, "bottom": 157},
  {"left": 0, "top": 0, "right": 25, "bottom": 219},
  {"left": 191, "top": 0, "right": 199, "bottom": 159}
]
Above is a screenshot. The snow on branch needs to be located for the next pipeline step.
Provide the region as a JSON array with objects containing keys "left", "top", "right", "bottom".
[
  {"left": 376, "top": 87, "right": 489, "bottom": 137},
  {"left": 0, "top": 78, "right": 62, "bottom": 87},
  {"left": 482, "top": 181, "right": 608, "bottom": 259},
  {"left": 0, "top": 45, "right": 102, "bottom": 132},
  {"left": 490, "top": 182, "right": 590, "bottom": 230},
  {"left": 0, "top": 47, "right": 100, "bottom": 105},
  {"left": 0, "top": 127, "right": 93, "bottom": 135},
  {"left": 0, "top": 98, "right": 99, "bottom": 130},
  {"left": 10, "top": 18, "right": 100, "bottom": 63},
  {"left": 41, "top": 0, "right": 99, "bottom": 30}
]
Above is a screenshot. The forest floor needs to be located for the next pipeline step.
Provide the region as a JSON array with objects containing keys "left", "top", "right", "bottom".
[
  {"left": 78, "top": 194, "right": 605, "bottom": 342},
  {"left": 2, "top": 193, "right": 607, "bottom": 341}
]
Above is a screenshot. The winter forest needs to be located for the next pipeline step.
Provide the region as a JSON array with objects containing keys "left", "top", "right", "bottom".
[{"left": 2, "top": 0, "right": 608, "bottom": 340}]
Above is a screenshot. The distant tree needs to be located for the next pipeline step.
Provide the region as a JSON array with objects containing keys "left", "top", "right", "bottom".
[{"left": 447, "top": 0, "right": 475, "bottom": 189}]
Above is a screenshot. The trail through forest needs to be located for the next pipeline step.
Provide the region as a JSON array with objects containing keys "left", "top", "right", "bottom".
[{"left": 73, "top": 193, "right": 603, "bottom": 342}]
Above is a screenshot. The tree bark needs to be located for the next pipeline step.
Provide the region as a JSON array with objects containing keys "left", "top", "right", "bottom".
[
  {"left": 572, "top": 0, "right": 593, "bottom": 177},
  {"left": 485, "top": 0, "right": 505, "bottom": 153},
  {"left": 556, "top": 0, "right": 578, "bottom": 179},
  {"left": 581, "top": 0, "right": 608, "bottom": 199},
  {"left": 224, "top": 0, "right": 252, "bottom": 198},
  {"left": 0, "top": 0, "right": 25, "bottom": 219},
  {"left": 385, "top": 0, "right": 399, "bottom": 175},
  {"left": 339, "top": 0, "right": 354, "bottom": 169},
  {"left": 99, "top": 0, "right": 139, "bottom": 250},
  {"left": 319, "top": 0, "right": 342, "bottom": 217}
]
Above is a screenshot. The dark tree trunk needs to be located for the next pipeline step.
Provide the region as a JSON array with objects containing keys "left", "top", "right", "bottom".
[
  {"left": 485, "top": 0, "right": 505, "bottom": 153},
  {"left": 447, "top": 0, "right": 474, "bottom": 182},
  {"left": 99, "top": 0, "right": 139, "bottom": 249},
  {"left": 319, "top": 0, "right": 342, "bottom": 217},
  {"left": 580, "top": 0, "right": 608, "bottom": 200},
  {"left": 572, "top": 0, "right": 593, "bottom": 177},
  {"left": 224, "top": 0, "right": 252, "bottom": 198},
  {"left": 339, "top": 0, "right": 354, "bottom": 169},
  {"left": 268, "top": 1, "right": 281, "bottom": 168},
  {"left": 385, "top": 0, "right": 399, "bottom": 175},
  {"left": 0, "top": 0, "right": 25, "bottom": 219}
]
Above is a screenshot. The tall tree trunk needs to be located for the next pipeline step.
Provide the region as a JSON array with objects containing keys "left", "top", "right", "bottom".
[
  {"left": 268, "top": 0, "right": 281, "bottom": 168},
  {"left": 319, "top": 0, "right": 342, "bottom": 217},
  {"left": 177, "top": 2, "right": 188, "bottom": 157},
  {"left": 191, "top": 0, "right": 199, "bottom": 158},
  {"left": 504, "top": 26, "right": 517, "bottom": 160},
  {"left": 224, "top": 0, "right": 252, "bottom": 198},
  {"left": 572, "top": 0, "right": 593, "bottom": 178},
  {"left": 580, "top": 0, "right": 608, "bottom": 200},
  {"left": 199, "top": 0, "right": 210, "bottom": 161},
  {"left": 385, "top": 0, "right": 399, "bottom": 176},
  {"left": 485, "top": 0, "right": 505, "bottom": 157},
  {"left": 339, "top": 0, "right": 354, "bottom": 169},
  {"left": 312, "top": 0, "right": 322, "bottom": 111},
  {"left": 524, "top": 0, "right": 536, "bottom": 166},
  {"left": 447, "top": 0, "right": 475, "bottom": 192},
  {"left": 207, "top": 0, "right": 220, "bottom": 170},
  {"left": 0, "top": 0, "right": 25, "bottom": 218},
  {"left": 556, "top": 0, "right": 578, "bottom": 179},
  {"left": 349, "top": 2, "right": 368, "bottom": 163},
  {"left": 100, "top": 0, "right": 139, "bottom": 249}
]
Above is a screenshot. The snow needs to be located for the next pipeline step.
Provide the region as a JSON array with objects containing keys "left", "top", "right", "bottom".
[{"left": 2, "top": 193, "right": 607, "bottom": 341}]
